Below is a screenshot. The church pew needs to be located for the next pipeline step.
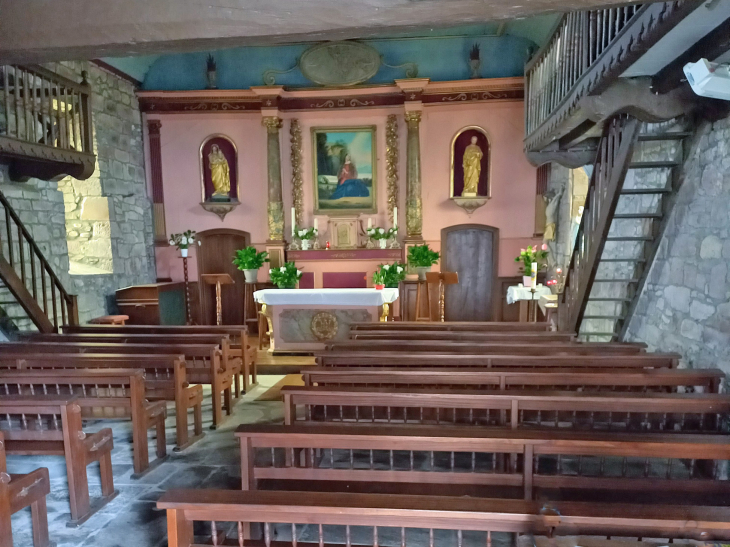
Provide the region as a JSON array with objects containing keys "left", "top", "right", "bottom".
[
  {"left": 20, "top": 331, "right": 251, "bottom": 398},
  {"left": 302, "top": 366, "right": 725, "bottom": 393},
  {"left": 315, "top": 352, "right": 680, "bottom": 369},
  {"left": 0, "top": 431, "right": 53, "bottom": 547},
  {"left": 281, "top": 386, "right": 730, "bottom": 433},
  {"left": 157, "top": 489, "right": 730, "bottom": 544},
  {"left": 350, "top": 321, "right": 554, "bottom": 332},
  {"left": 325, "top": 340, "right": 647, "bottom": 355},
  {"left": 0, "top": 369, "right": 167, "bottom": 476},
  {"left": 0, "top": 341, "right": 232, "bottom": 429},
  {"left": 0, "top": 353, "right": 204, "bottom": 450},
  {"left": 349, "top": 331, "right": 577, "bottom": 342},
  {"left": 236, "top": 424, "right": 730, "bottom": 503},
  {"left": 61, "top": 324, "right": 257, "bottom": 390},
  {"left": 0, "top": 395, "right": 117, "bottom": 526}
]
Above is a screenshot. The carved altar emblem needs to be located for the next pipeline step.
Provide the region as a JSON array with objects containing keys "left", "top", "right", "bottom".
[{"left": 310, "top": 311, "right": 339, "bottom": 341}]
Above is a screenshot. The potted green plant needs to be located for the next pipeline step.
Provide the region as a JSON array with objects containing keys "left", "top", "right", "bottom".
[
  {"left": 376, "top": 262, "right": 406, "bottom": 288},
  {"left": 296, "top": 226, "right": 318, "bottom": 250},
  {"left": 515, "top": 244, "right": 549, "bottom": 287},
  {"left": 408, "top": 244, "right": 440, "bottom": 280},
  {"left": 366, "top": 226, "right": 398, "bottom": 249},
  {"left": 269, "top": 261, "right": 303, "bottom": 289},
  {"left": 372, "top": 269, "right": 386, "bottom": 290},
  {"left": 169, "top": 230, "right": 198, "bottom": 257},
  {"left": 232, "top": 246, "right": 269, "bottom": 283}
]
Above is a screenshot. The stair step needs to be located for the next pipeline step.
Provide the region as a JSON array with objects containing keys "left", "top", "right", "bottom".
[
  {"left": 600, "top": 258, "right": 646, "bottom": 263},
  {"left": 593, "top": 278, "right": 640, "bottom": 283},
  {"left": 637, "top": 132, "right": 692, "bottom": 141},
  {"left": 628, "top": 161, "right": 680, "bottom": 169},
  {"left": 613, "top": 213, "right": 663, "bottom": 219},
  {"left": 620, "top": 188, "right": 672, "bottom": 195},
  {"left": 583, "top": 315, "right": 625, "bottom": 320},
  {"left": 605, "top": 236, "right": 653, "bottom": 242},
  {"left": 588, "top": 297, "right": 632, "bottom": 302}
]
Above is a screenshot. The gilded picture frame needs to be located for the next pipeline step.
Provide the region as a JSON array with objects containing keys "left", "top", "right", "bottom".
[
  {"left": 450, "top": 125, "right": 491, "bottom": 199},
  {"left": 312, "top": 126, "right": 377, "bottom": 216}
]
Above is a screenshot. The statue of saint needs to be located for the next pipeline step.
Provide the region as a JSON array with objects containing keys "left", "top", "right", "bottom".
[
  {"left": 543, "top": 184, "right": 565, "bottom": 268},
  {"left": 208, "top": 144, "right": 230, "bottom": 197},
  {"left": 461, "top": 136, "right": 483, "bottom": 196}
]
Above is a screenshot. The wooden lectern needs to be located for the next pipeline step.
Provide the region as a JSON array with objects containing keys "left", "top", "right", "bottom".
[
  {"left": 425, "top": 271, "right": 459, "bottom": 322},
  {"left": 200, "top": 273, "right": 234, "bottom": 326}
]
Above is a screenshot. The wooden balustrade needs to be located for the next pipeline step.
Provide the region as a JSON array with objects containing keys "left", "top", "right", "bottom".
[{"left": 0, "top": 64, "right": 95, "bottom": 180}]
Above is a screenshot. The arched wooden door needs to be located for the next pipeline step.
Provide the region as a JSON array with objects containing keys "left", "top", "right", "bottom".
[
  {"left": 196, "top": 228, "right": 250, "bottom": 325},
  {"left": 441, "top": 224, "right": 499, "bottom": 321}
]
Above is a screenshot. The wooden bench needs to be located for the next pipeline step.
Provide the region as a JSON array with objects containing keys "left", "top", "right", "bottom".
[
  {"left": 349, "top": 331, "right": 577, "bottom": 342},
  {"left": 281, "top": 386, "right": 730, "bottom": 433},
  {"left": 61, "top": 324, "right": 257, "bottom": 391},
  {"left": 0, "top": 369, "right": 167, "bottom": 476},
  {"left": 326, "top": 340, "right": 647, "bottom": 355},
  {"left": 302, "top": 367, "right": 726, "bottom": 393},
  {"left": 0, "top": 353, "right": 204, "bottom": 450},
  {"left": 0, "top": 396, "right": 117, "bottom": 526},
  {"left": 0, "top": 341, "right": 231, "bottom": 429},
  {"left": 157, "top": 489, "right": 730, "bottom": 545},
  {"left": 235, "top": 423, "right": 730, "bottom": 503},
  {"left": 0, "top": 431, "right": 53, "bottom": 547},
  {"left": 350, "top": 321, "right": 554, "bottom": 332},
  {"left": 315, "top": 352, "right": 680, "bottom": 369}
]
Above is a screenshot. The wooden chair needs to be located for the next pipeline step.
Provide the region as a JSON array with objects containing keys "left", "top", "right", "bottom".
[
  {"left": 0, "top": 396, "right": 117, "bottom": 525},
  {"left": 0, "top": 431, "right": 53, "bottom": 547},
  {"left": 0, "top": 369, "right": 167, "bottom": 476},
  {"left": 0, "top": 353, "right": 204, "bottom": 451},
  {"left": 157, "top": 489, "right": 730, "bottom": 546},
  {"left": 236, "top": 423, "right": 730, "bottom": 503}
]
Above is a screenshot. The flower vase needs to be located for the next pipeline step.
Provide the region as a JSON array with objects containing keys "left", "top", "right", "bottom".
[
  {"left": 244, "top": 269, "right": 259, "bottom": 283},
  {"left": 374, "top": 284, "right": 385, "bottom": 290},
  {"left": 417, "top": 266, "right": 431, "bottom": 281},
  {"left": 378, "top": 239, "right": 387, "bottom": 249},
  {"left": 301, "top": 239, "right": 311, "bottom": 250},
  {"left": 522, "top": 276, "right": 532, "bottom": 288},
  {"left": 180, "top": 248, "right": 188, "bottom": 258}
]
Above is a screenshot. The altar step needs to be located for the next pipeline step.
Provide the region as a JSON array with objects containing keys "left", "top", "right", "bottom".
[{"left": 577, "top": 120, "right": 692, "bottom": 343}]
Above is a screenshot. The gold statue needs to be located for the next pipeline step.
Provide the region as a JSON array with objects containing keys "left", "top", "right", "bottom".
[
  {"left": 208, "top": 144, "right": 230, "bottom": 197},
  {"left": 462, "top": 136, "right": 483, "bottom": 196}
]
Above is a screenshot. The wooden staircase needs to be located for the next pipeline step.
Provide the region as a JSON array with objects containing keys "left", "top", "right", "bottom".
[
  {"left": 0, "top": 188, "right": 77, "bottom": 332},
  {"left": 560, "top": 115, "right": 691, "bottom": 340}
]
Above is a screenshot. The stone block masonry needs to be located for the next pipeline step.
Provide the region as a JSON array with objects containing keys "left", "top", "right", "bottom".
[
  {"left": 626, "top": 114, "right": 730, "bottom": 373},
  {"left": 0, "top": 61, "right": 155, "bottom": 327}
]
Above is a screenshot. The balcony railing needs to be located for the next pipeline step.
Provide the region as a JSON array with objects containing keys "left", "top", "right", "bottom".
[
  {"left": 524, "top": 1, "right": 693, "bottom": 153},
  {"left": 0, "top": 64, "right": 95, "bottom": 180}
]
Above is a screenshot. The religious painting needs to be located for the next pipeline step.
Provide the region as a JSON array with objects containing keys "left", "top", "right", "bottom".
[
  {"left": 450, "top": 126, "right": 490, "bottom": 198},
  {"left": 200, "top": 135, "right": 239, "bottom": 203},
  {"left": 312, "top": 127, "right": 377, "bottom": 215}
]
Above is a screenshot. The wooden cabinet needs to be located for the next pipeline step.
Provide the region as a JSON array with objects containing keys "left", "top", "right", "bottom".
[{"left": 116, "top": 282, "right": 193, "bottom": 325}]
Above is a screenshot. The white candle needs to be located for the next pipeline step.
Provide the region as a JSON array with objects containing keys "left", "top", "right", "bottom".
[
  {"left": 530, "top": 262, "right": 538, "bottom": 286},
  {"left": 313, "top": 217, "right": 318, "bottom": 233},
  {"left": 291, "top": 207, "right": 296, "bottom": 238},
  {"left": 367, "top": 218, "right": 373, "bottom": 229},
  {"left": 393, "top": 206, "right": 398, "bottom": 229}
]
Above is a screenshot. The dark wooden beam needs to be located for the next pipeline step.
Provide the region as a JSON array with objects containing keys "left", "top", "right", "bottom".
[{"left": 652, "top": 16, "right": 730, "bottom": 94}]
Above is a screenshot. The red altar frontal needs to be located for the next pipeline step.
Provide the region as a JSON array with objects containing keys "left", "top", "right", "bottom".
[{"left": 285, "top": 248, "right": 403, "bottom": 289}]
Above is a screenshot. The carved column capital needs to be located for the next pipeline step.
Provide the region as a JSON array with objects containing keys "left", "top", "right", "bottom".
[
  {"left": 404, "top": 111, "right": 422, "bottom": 127},
  {"left": 147, "top": 119, "right": 162, "bottom": 135},
  {"left": 262, "top": 116, "right": 283, "bottom": 134}
]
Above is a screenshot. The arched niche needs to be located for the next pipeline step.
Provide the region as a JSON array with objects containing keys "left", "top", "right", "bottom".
[
  {"left": 200, "top": 134, "right": 239, "bottom": 203},
  {"left": 450, "top": 126, "right": 491, "bottom": 199}
]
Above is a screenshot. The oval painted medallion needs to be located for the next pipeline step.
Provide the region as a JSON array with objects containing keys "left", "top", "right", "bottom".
[{"left": 300, "top": 42, "right": 381, "bottom": 87}]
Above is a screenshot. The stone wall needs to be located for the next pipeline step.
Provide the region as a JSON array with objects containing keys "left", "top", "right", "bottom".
[
  {"left": 0, "top": 61, "right": 155, "bottom": 327},
  {"left": 626, "top": 114, "right": 730, "bottom": 373}
]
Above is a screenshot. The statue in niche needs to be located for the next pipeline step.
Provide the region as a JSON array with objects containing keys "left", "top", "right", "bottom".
[
  {"left": 208, "top": 144, "right": 231, "bottom": 199},
  {"left": 462, "top": 136, "right": 483, "bottom": 196},
  {"left": 543, "top": 184, "right": 565, "bottom": 267}
]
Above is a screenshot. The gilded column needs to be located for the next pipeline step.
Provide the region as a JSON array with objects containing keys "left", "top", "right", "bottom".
[
  {"left": 404, "top": 111, "right": 422, "bottom": 238},
  {"left": 263, "top": 116, "right": 284, "bottom": 242}
]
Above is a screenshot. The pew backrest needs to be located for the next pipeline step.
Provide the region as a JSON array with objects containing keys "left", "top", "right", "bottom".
[
  {"left": 326, "top": 340, "right": 647, "bottom": 355},
  {"left": 349, "top": 331, "right": 576, "bottom": 342},
  {"left": 349, "top": 321, "right": 553, "bottom": 332}
]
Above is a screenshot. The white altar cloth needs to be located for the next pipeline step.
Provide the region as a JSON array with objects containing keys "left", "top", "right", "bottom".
[
  {"left": 254, "top": 288, "right": 399, "bottom": 306},
  {"left": 506, "top": 284, "right": 552, "bottom": 305}
]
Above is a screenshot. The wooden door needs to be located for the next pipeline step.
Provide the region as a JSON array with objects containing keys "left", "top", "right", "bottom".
[
  {"left": 196, "top": 229, "right": 250, "bottom": 325},
  {"left": 441, "top": 224, "right": 498, "bottom": 321}
]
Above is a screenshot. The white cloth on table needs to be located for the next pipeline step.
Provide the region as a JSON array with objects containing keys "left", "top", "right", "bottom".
[
  {"left": 506, "top": 284, "right": 552, "bottom": 305},
  {"left": 253, "top": 288, "right": 399, "bottom": 306}
]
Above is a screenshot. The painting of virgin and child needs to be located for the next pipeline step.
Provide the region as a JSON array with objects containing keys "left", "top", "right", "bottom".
[{"left": 313, "top": 127, "right": 377, "bottom": 214}]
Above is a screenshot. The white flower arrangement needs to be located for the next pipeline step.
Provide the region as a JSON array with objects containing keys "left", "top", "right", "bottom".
[
  {"left": 366, "top": 226, "right": 398, "bottom": 240},
  {"left": 169, "top": 230, "right": 197, "bottom": 250},
  {"left": 296, "top": 227, "right": 318, "bottom": 241}
]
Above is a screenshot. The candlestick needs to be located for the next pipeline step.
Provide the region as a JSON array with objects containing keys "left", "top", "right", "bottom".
[
  {"left": 313, "top": 217, "right": 318, "bottom": 233},
  {"left": 291, "top": 207, "right": 296, "bottom": 238},
  {"left": 393, "top": 206, "right": 398, "bottom": 229}
]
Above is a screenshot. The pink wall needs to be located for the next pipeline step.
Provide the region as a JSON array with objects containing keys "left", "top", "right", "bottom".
[{"left": 147, "top": 98, "right": 539, "bottom": 283}]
